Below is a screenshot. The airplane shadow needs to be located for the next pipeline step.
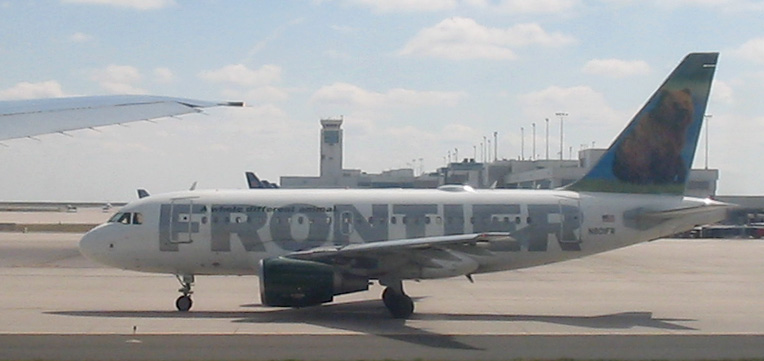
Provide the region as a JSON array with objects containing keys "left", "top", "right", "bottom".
[{"left": 49, "top": 300, "right": 696, "bottom": 350}]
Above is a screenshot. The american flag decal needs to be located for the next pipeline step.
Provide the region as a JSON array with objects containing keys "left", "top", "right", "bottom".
[{"left": 602, "top": 214, "right": 615, "bottom": 223}]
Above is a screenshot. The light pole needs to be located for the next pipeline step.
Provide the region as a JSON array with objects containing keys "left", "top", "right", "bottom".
[
  {"left": 487, "top": 139, "right": 491, "bottom": 163},
  {"left": 545, "top": 118, "right": 549, "bottom": 160},
  {"left": 532, "top": 122, "right": 536, "bottom": 161},
  {"left": 555, "top": 112, "right": 568, "bottom": 160},
  {"left": 520, "top": 127, "right": 525, "bottom": 160},
  {"left": 493, "top": 131, "right": 498, "bottom": 161},
  {"left": 483, "top": 136, "right": 487, "bottom": 163}
]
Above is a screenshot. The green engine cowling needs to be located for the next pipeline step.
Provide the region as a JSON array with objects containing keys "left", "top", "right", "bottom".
[{"left": 259, "top": 257, "right": 369, "bottom": 307}]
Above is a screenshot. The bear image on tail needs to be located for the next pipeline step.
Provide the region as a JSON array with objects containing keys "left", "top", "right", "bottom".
[{"left": 612, "top": 88, "right": 694, "bottom": 185}]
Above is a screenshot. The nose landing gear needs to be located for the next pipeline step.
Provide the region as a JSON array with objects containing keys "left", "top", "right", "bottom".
[{"left": 175, "top": 274, "right": 194, "bottom": 312}]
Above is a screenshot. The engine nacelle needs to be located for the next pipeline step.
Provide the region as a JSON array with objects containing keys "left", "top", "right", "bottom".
[{"left": 259, "top": 257, "right": 369, "bottom": 307}]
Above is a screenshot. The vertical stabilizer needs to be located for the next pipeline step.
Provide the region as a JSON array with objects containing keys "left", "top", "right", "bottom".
[
  {"left": 246, "top": 172, "right": 263, "bottom": 189},
  {"left": 567, "top": 52, "right": 718, "bottom": 195}
]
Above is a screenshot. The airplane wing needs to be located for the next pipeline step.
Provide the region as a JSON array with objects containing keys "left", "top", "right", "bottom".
[
  {"left": 287, "top": 232, "right": 513, "bottom": 261},
  {"left": 0, "top": 95, "right": 244, "bottom": 141}
]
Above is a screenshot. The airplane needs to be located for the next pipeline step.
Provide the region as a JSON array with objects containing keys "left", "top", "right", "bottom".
[
  {"left": 79, "top": 53, "right": 730, "bottom": 319},
  {"left": 0, "top": 95, "right": 243, "bottom": 141}
]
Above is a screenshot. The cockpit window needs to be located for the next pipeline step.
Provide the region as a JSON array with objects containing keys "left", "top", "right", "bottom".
[
  {"left": 108, "top": 212, "right": 143, "bottom": 225},
  {"left": 116, "top": 213, "right": 131, "bottom": 224},
  {"left": 108, "top": 212, "right": 123, "bottom": 223}
]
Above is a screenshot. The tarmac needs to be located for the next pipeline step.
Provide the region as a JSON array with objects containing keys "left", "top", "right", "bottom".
[{"left": 1, "top": 208, "right": 764, "bottom": 360}]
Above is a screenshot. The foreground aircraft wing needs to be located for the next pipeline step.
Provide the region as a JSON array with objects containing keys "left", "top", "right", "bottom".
[
  {"left": 287, "top": 232, "right": 514, "bottom": 260},
  {"left": 0, "top": 95, "right": 244, "bottom": 141}
]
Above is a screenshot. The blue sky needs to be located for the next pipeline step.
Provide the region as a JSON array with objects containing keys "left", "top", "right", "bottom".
[{"left": 1, "top": 0, "right": 763, "bottom": 201}]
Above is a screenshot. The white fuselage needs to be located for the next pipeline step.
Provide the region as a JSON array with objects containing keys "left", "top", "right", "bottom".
[{"left": 79, "top": 187, "right": 727, "bottom": 279}]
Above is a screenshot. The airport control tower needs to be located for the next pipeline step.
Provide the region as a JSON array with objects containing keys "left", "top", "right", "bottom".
[{"left": 320, "top": 117, "right": 343, "bottom": 182}]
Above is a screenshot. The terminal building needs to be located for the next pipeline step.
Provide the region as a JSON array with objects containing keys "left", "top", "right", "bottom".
[{"left": 280, "top": 118, "right": 719, "bottom": 199}]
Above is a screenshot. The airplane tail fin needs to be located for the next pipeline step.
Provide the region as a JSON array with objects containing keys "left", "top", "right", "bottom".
[
  {"left": 566, "top": 52, "right": 718, "bottom": 195},
  {"left": 137, "top": 189, "right": 150, "bottom": 199},
  {"left": 246, "top": 171, "right": 263, "bottom": 189}
]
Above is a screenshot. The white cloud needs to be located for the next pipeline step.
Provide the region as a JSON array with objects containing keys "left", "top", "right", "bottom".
[
  {"left": 520, "top": 85, "right": 621, "bottom": 126},
  {"left": 398, "top": 17, "right": 575, "bottom": 60},
  {"left": 310, "top": 82, "right": 466, "bottom": 109},
  {"left": 582, "top": 58, "right": 650, "bottom": 78},
  {"left": 669, "top": 0, "right": 764, "bottom": 11},
  {"left": 328, "top": 0, "right": 578, "bottom": 13},
  {"left": 330, "top": 24, "right": 357, "bottom": 33},
  {"left": 61, "top": 0, "right": 176, "bottom": 10},
  {"left": 711, "top": 80, "right": 734, "bottom": 105},
  {"left": 199, "top": 64, "right": 281, "bottom": 87},
  {"left": 153, "top": 67, "right": 174, "bottom": 83},
  {"left": 221, "top": 86, "right": 290, "bottom": 104},
  {"left": 466, "top": 0, "right": 579, "bottom": 14},
  {"left": 333, "top": 0, "right": 456, "bottom": 12},
  {"left": 0, "top": 81, "right": 67, "bottom": 100},
  {"left": 732, "top": 37, "right": 764, "bottom": 64},
  {"left": 602, "top": 0, "right": 764, "bottom": 12},
  {"left": 69, "top": 32, "right": 94, "bottom": 43},
  {"left": 89, "top": 64, "right": 146, "bottom": 94}
]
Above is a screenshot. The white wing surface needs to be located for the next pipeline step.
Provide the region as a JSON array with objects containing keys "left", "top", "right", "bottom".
[
  {"left": 287, "top": 232, "right": 513, "bottom": 260},
  {"left": 0, "top": 95, "right": 244, "bottom": 141}
]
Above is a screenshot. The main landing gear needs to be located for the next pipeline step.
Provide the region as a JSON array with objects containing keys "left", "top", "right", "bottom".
[
  {"left": 381, "top": 279, "right": 414, "bottom": 319},
  {"left": 175, "top": 274, "right": 194, "bottom": 312}
]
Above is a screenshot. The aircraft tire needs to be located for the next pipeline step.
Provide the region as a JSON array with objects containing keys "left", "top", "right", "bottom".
[
  {"left": 175, "top": 295, "right": 193, "bottom": 312},
  {"left": 382, "top": 287, "right": 414, "bottom": 319}
]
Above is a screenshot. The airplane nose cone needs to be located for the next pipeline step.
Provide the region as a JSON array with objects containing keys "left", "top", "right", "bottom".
[{"left": 79, "top": 225, "right": 111, "bottom": 264}]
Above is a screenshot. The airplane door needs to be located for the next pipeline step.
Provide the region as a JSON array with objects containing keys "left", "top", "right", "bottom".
[{"left": 168, "top": 197, "right": 201, "bottom": 244}]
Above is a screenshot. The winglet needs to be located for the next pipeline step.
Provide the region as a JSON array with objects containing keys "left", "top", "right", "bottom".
[{"left": 566, "top": 52, "right": 718, "bottom": 195}]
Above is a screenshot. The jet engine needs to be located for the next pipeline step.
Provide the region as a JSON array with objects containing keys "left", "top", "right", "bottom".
[{"left": 259, "top": 257, "right": 369, "bottom": 307}]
